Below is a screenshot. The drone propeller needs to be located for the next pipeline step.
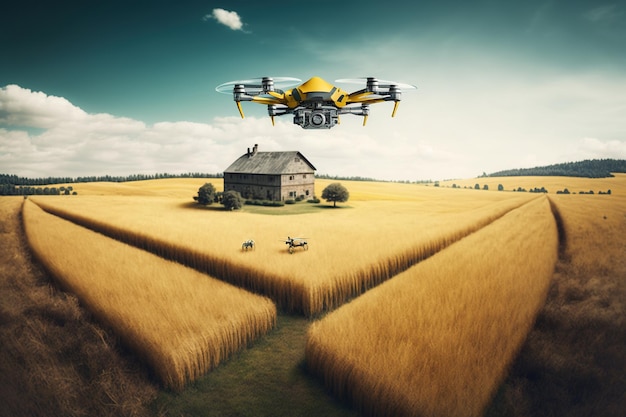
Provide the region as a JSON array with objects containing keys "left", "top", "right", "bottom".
[
  {"left": 335, "top": 77, "right": 417, "bottom": 91},
  {"left": 216, "top": 77, "right": 302, "bottom": 94},
  {"left": 216, "top": 77, "right": 301, "bottom": 119}
]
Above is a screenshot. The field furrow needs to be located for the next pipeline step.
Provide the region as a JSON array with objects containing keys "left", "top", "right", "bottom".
[
  {"left": 305, "top": 196, "right": 559, "bottom": 417},
  {"left": 22, "top": 200, "right": 276, "bottom": 390},
  {"left": 30, "top": 189, "right": 536, "bottom": 315}
]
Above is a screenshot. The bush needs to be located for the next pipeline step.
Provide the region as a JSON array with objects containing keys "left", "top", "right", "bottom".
[
  {"left": 285, "top": 199, "right": 296, "bottom": 205},
  {"left": 245, "top": 199, "right": 284, "bottom": 207},
  {"left": 307, "top": 198, "right": 320, "bottom": 204},
  {"left": 221, "top": 191, "right": 244, "bottom": 210},
  {"left": 194, "top": 183, "right": 216, "bottom": 205}
]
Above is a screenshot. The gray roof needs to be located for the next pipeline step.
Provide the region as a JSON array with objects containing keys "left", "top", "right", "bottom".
[{"left": 224, "top": 151, "right": 316, "bottom": 175}]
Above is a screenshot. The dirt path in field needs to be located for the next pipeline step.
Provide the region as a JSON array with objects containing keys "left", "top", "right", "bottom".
[
  {"left": 486, "top": 196, "right": 626, "bottom": 417},
  {"left": 0, "top": 198, "right": 157, "bottom": 417}
]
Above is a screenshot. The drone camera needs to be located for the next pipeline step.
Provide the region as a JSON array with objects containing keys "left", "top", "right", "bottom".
[
  {"left": 293, "top": 108, "right": 339, "bottom": 129},
  {"left": 311, "top": 112, "right": 325, "bottom": 126}
]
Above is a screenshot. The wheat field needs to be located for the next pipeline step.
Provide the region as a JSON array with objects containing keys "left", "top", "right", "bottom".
[
  {"left": 8, "top": 174, "right": 626, "bottom": 415},
  {"left": 440, "top": 173, "right": 626, "bottom": 195},
  {"left": 30, "top": 182, "right": 535, "bottom": 315},
  {"left": 22, "top": 199, "right": 276, "bottom": 390},
  {"left": 306, "top": 196, "right": 559, "bottom": 417}
]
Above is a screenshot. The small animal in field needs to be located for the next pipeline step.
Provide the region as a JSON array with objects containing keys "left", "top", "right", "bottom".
[
  {"left": 242, "top": 239, "right": 255, "bottom": 251},
  {"left": 283, "top": 236, "right": 308, "bottom": 254}
]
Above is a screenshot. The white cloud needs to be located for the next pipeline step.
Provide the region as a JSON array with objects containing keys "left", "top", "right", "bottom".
[
  {"left": 0, "top": 84, "right": 86, "bottom": 128},
  {"left": 576, "top": 137, "right": 626, "bottom": 159},
  {"left": 204, "top": 8, "right": 247, "bottom": 32}
]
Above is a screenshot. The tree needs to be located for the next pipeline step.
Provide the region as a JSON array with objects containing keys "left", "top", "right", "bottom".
[
  {"left": 321, "top": 182, "right": 349, "bottom": 207},
  {"left": 194, "top": 183, "right": 216, "bottom": 205},
  {"left": 221, "top": 190, "right": 244, "bottom": 210}
]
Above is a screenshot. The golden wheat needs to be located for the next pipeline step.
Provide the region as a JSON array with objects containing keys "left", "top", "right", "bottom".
[
  {"left": 550, "top": 193, "right": 626, "bottom": 274},
  {"left": 30, "top": 183, "right": 536, "bottom": 315},
  {"left": 22, "top": 199, "right": 276, "bottom": 390},
  {"left": 305, "top": 196, "right": 559, "bottom": 417},
  {"left": 440, "top": 173, "right": 626, "bottom": 195},
  {"left": 52, "top": 177, "right": 224, "bottom": 198}
]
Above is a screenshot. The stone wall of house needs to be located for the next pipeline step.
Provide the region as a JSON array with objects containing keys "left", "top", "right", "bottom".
[
  {"left": 280, "top": 173, "right": 315, "bottom": 200},
  {"left": 224, "top": 172, "right": 315, "bottom": 201}
]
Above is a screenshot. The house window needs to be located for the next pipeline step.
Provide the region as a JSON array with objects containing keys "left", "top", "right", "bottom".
[
  {"left": 303, "top": 174, "right": 307, "bottom": 179},
  {"left": 289, "top": 175, "right": 294, "bottom": 180}
]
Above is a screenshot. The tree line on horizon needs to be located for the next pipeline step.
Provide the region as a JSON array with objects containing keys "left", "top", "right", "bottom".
[
  {"left": 0, "top": 172, "right": 223, "bottom": 187},
  {"left": 2, "top": 158, "right": 624, "bottom": 196},
  {"left": 0, "top": 173, "right": 226, "bottom": 195},
  {"left": 0, "top": 172, "right": 432, "bottom": 196},
  {"left": 487, "top": 158, "right": 626, "bottom": 178}
]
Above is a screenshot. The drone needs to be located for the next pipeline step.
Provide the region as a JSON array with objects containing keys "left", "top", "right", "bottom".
[
  {"left": 216, "top": 76, "right": 416, "bottom": 129},
  {"left": 282, "top": 237, "right": 308, "bottom": 254}
]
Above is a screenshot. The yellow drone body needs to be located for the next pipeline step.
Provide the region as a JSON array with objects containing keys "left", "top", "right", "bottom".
[{"left": 216, "top": 76, "right": 416, "bottom": 129}]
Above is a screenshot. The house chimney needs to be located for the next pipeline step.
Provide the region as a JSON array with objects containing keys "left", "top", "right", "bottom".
[{"left": 252, "top": 144, "right": 258, "bottom": 156}]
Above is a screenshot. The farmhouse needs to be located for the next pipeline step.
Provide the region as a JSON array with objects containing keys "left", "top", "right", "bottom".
[{"left": 223, "top": 144, "right": 316, "bottom": 201}]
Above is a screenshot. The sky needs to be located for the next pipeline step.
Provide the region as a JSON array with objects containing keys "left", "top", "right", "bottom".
[{"left": 1, "top": 0, "right": 625, "bottom": 181}]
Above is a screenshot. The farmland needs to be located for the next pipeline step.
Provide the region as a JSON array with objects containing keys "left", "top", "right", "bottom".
[
  {"left": 29, "top": 185, "right": 535, "bottom": 315},
  {"left": 1, "top": 175, "right": 625, "bottom": 416},
  {"left": 23, "top": 200, "right": 276, "bottom": 390},
  {"left": 306, "top": 197, "right": 558, "bottom": 417}
]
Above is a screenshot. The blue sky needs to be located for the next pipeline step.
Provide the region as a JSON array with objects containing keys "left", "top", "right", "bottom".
[{"left": 1, "top": 1, "right": 625, "bottom": 180}]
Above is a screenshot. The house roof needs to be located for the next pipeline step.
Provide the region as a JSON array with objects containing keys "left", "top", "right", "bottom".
[{"left": 224, "top": 151, "right": 317, "bottom": 175}]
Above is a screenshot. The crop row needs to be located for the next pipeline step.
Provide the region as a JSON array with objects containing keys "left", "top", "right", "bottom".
[
  {"left": 30, "top": 193, "right": 535, "bottom": 315},
  {"left": 22, "top": 200, "right": 276, "bottom": 390},
  {"left": 305, "top": 196, "right": 559, "bottom": 417}
]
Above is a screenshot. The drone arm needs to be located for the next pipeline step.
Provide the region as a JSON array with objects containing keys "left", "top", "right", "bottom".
[
  {"left": 250, "top": 95, "right": 287, "bottom": 106},
  {"left": 346, "top": 96, "right": 387, "bottom": 106},
  {"left": 346, "top": 90, "right": 376, "bottom": 103},
  {"left": 347, "top": 96, "right": 401, "bottom": 118},
  {"left": 339, "top": 104, "right": 370, "bottom": 126}
]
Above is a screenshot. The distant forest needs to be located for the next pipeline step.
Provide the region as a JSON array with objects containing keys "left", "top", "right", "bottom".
[
  {"left": 487, "top": 159, "right": 626, "bottom": 178},
  {"left": 0, "top": 172, "right": 222, "bottom": 196},
  {"left": 2, "top": 159, "right": 625, "bottom": 196},
  {"left": 0, "top": 172, "right": 433, "bottom": 196}
]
